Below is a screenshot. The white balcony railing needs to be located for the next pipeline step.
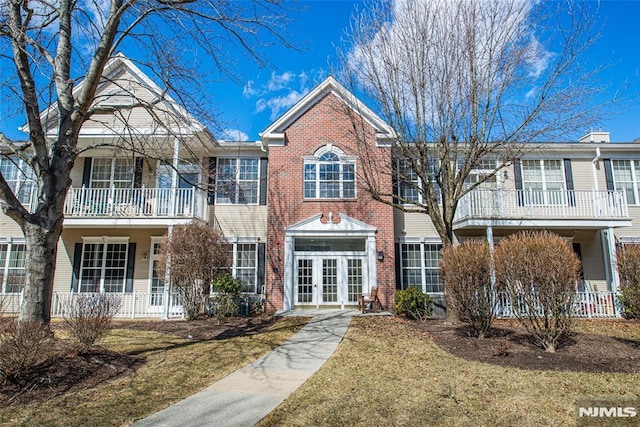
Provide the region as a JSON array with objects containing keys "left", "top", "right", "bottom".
[
  {"left": 51, "top": 292, "right": 185, "bottom": 319},
  {"left": 455, "top": 189, "right": 628, "bottom": 223},
  {"left": 63, "top": 186, "right": 205, "bottom": 219}
]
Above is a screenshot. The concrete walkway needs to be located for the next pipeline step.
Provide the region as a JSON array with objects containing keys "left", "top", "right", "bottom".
[{"left": 132, "top": 311, "right": 355, "bottom": 427}]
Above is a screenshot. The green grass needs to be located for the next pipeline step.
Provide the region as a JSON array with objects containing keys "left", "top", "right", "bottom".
[
  {"left": 258, "top": 317, "right": 640, "bottom": 427},
  {"left": 0, "top": 317, "right": 307, "bottom": 427}
]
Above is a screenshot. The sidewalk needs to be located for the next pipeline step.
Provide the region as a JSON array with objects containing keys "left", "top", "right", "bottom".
[{"left": 132, "top": 311, "right": 355, "bottom": 427}]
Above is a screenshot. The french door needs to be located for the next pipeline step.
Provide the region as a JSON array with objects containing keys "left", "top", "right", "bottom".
[{"left": 295, "top": 256, "right": 366, "bottom": 307}]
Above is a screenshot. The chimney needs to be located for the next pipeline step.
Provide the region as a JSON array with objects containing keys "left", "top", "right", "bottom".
[{"left": 579, "top": 128, "right": 610, "bottom": 143}]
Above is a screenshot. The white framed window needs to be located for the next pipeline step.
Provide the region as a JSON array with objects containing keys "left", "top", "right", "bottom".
[
  {"left": 216, "top": 158, "right": 260, "bottom": 204},
  {"left": 395, "top": 158, "right": 441, "bottom": 205},
  {"left": 399, "top": 241, "right": 443, "bottom": 294},
  {"left": 463, "top": 159, "right": 499, "bottom": 188},
  {"left": 79, "top": 238, "right": 129, "bottom": 293},
  {"left": 0, "top": 240, "right": 27, "bottom": 294},
  {"left": 521, "top": 159, "right": 566, "bottom": 205},
  {"left": 224, "top": 242, "right": 259, "bottom": 293},
  {"left": 304, "top": 146, "right": 355, "bottom": 199},
  {"left": 0, "top": 155, "right": 36, "bottom": 205},
  {"left": 612, "top": 160, "right": 640, "bottom": 205},
  {"left": 90, "top": 158, "right": 134, "bottom": 189}
]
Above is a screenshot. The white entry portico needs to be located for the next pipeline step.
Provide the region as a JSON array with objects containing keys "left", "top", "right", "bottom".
[{"left": 283, "top": 213, "right": 378, "bottom": 310}]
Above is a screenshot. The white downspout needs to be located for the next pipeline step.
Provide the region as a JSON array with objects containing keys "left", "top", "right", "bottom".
[{"left": 592, "top": 147, "right": 601, "bottom": 191}]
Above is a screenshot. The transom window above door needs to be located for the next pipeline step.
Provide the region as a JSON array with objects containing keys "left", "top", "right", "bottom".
[{"left": 303, "top": 145, "right": 356, "bottom": 199}]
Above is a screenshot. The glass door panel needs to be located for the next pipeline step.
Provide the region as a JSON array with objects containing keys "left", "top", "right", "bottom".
[
  {"left": 296, "top": 258, "right": 314, "bottom": 304},
  {"left": 322, "top": 259, "right": 338, "bottom": 303}
]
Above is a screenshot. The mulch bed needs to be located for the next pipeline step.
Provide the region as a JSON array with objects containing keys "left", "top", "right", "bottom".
[
  {"left": 0, "top": 315, "right": 279, "bottom": 407},
  {"left": 407, "top": 318, "right": 640, "bottom": 373},
  {"left": 2, "top": 315, "right": 638, "bottom": 408}
]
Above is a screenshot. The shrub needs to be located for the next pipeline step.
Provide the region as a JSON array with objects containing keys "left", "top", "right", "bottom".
[
  {"left": 156, "top": 223, "right": 230, "bottom": 320},
  {"left": 617, "top": 244, "right": 640, "bottom": 320},
  {"left": 62, "top": 293, "right": 122, "bottom": 350},
  {"left": 494, "top": 230, "right": 581, "bottom": 352},
  {"left": 207, "top": 272, "right": 242, "bottom": 320},
  {"left": 395, "top": 287, "right": 433, "bottom": 321},
  {"left": 441, "top": 240, "right": 496, "bottom": 338},
  {"left": 0, "top": 320, "right": 53, "bottom": 384}
]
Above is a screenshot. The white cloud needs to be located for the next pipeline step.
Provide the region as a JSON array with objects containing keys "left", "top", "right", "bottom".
[
  {"left": 243, "top": 70, "right": 325, "bottom": 120},
  {"left": 219, "top": 128, "right": 250, "bottom": 141}
]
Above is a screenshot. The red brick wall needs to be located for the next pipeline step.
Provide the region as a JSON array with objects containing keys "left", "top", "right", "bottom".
[{"left": 265, "top": 93, "right": 395, "bottom": 312}]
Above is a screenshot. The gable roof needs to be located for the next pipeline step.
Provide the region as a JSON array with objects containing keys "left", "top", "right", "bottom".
[
  {"left": 259, "top": 76, "right": 396, "bottom": 147},
  {"left": 23, "top": 53, "right": 213, "bottom": 140}
]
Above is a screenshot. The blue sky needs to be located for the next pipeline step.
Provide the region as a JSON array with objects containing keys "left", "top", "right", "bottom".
[{"left": 1, "top": 0, "right": 639, "bottom": 142}]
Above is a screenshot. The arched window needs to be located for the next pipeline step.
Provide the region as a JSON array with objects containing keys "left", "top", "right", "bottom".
[{"left": 303, "top": 146, "right": 356, "bottom": 199}]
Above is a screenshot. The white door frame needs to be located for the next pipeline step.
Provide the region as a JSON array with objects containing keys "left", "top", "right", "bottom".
[{"left": 283, "top": 213, "right": 377, "bottom": 311}]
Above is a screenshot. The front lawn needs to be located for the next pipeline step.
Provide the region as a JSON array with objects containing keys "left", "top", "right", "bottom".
[{"left": 259, "top": 317, "right": 640, "bottom": 426}]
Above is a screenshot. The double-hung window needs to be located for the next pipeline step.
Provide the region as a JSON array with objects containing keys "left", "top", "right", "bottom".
[
  {"left": 304, "top": 146, "right": 355, "bottom": 199},
  {"left": 521, "top": 159, "right": 565, "bottom": 205},
  {"left": 216, "top": 158, "right": 259, "bottom": 204},
  {"left": 79, "top": 239, "right": 129, "bottom": 293},
  {"left": 612, "top": 160, "right": 640, "bottom": 205},
  {"left": 0, "top": 241, "right": 27, "bottom": 294},
  {"left": 399, "top": 242, "right": 443, "bottom": 294},
  {"left": 0, "top": 155, "right": 36, "bottom": 205},
  {"left": 90, "top": 158, "right": 134, "bottom": 189},
  {"left": 222, "top": 242, "right": 259, "bottom": 293},
  {"left": 395, "top": 157, "right": 441, "bottom": 205}
]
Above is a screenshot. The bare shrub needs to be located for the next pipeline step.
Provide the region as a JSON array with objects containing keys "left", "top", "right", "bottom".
[
  {"left": 0, "top": 320, "right": 53, "bottom": 384},
  {"left": 156, "top": 223, "right": 230, "bottom": 320},
  {"left": 441, "top": 241, "right": 496, "bottom": 338},
  {"left": 62, "top": 293, "right": 122, "bottom": 350},
  {"left": 494, "top": 231, "right": 581, "bottom": 352},
  {"left": 616, "top": 244, "right": 640, "bottom": 320}
]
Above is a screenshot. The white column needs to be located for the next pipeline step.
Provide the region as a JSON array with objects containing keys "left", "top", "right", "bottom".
[
  {"left": 605, "top": 227, "right": 620, "bottom": 293},
  {"left": 163, "top": 226, "right": 173, "bottom": 320},
  {"left": 486, "top": 226, "right": 495, "bottom": 288},
  {"left": 283, "top": 235, "right": 294, "bottom": 311},
  {"left": 367, "top": 235, "right": 377, "bottom": 293}
]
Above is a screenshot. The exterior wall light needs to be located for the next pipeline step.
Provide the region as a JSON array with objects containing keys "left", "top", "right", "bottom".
[{"left": 377, "top": 250, "right": 384, "bottom": 261}]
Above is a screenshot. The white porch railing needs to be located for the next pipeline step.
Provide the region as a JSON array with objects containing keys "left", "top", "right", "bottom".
[
  {"left": 51, "top": 292, "right": 185, "bottom": 319},
  {"left": 63, "top": 186, "right": 206, "bottom": 219},
  {"left": 494, "top": 290, "right": 620, "bottom": 318},
  {"left": 455, "top": 189, "right": 628, "bottom": 222}
]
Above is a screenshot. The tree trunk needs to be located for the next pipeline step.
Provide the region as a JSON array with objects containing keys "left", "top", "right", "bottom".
[{"left": 18, "top": 221, "right": 64, "bottom": 325}]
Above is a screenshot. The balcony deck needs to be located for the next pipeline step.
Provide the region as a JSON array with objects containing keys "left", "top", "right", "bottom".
[
  {"left": 63, "top": 186, "right": 207, "bottom": 227},
  {"left": 454, "top": 189, "right": 631, "bottom": 229}
]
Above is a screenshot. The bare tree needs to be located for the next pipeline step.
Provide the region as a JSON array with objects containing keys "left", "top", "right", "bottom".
[
  {"left": 155, "top": 222, "right": 230, "bottom": 320},
  {"left": 338, "top": 0, "right": 607, "bottom": 246},
  {"left": 0, "top": 0, "right": 293, "bottom": 324}
]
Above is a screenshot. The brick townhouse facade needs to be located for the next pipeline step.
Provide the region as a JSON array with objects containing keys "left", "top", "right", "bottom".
[{"left": 0, "top": 55, "right": 637, "bottom": 318}]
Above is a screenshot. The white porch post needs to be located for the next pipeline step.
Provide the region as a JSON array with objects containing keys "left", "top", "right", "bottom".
[
  {"left": 368, "top": 235, "right": 377, "bottom": 293},
  {"left": 163, "top": 225, "right": 173, "bottom": 319},
  {"left": 605, "top": 227, "right": 620, "bottom": 294},
  {"left": 171, "top": 138, "right": 180, "bottom": 216},
  {"left": 283, "top": 235, "right": 294, "bottom": 311}
]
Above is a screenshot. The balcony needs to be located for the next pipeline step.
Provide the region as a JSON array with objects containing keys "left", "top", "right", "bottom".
[
  {"left": 454, "top": 189, "right": 630, "bottom": 229},
  {"left": 63, "top": 186, "right": 207, "bottom": 227}
]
